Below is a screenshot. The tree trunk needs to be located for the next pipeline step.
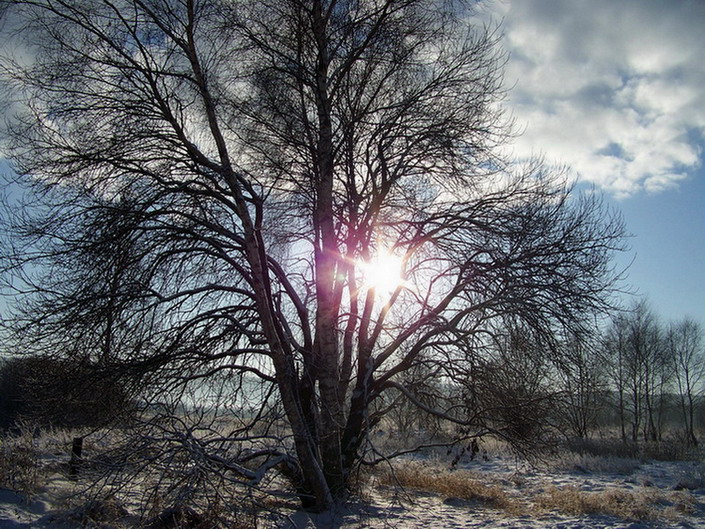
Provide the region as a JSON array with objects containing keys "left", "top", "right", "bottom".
[
  {"left": 687, "top": 392, "right": 698, "bottom": 447},
  {"left": 310, "top": 0, "right": 346, "bottom": 500}
]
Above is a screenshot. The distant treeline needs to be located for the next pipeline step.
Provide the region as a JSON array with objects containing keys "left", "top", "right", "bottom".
[{"left": 0, "top": 355, "right": 135, "bottom": 430}]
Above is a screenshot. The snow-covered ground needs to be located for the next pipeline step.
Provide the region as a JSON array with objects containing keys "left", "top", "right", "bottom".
[
  {"left": 286, "top": 457, "right": 705, "bottom": 529},
  {"left": 1, "top": 441, "right": 703, "bottom": 528}
]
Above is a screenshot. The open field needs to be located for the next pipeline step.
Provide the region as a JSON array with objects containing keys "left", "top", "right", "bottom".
[{"left": 1, "top": 427, "right": 704, "bottom": 529}]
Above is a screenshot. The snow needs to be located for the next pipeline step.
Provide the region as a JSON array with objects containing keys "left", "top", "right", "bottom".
[
  {"left": 1, "top": 445, "right": 703, "bottom": 529},
  {"left": 281, "top": 457, "right": 705, "bottom": 529}
]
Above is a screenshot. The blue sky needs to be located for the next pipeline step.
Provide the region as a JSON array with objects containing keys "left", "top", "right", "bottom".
[{"left": 480, "top": 0, "right": 705, "bottom": 324}]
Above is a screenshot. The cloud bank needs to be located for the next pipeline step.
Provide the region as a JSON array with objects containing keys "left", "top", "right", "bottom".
[{"left": 483, "top": 0, "right": 705, "bottom": 197}]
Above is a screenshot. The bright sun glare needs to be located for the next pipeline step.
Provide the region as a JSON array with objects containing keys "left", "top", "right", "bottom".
[{"left": 359, "top": 251, "right": 404, "bottom": 295}]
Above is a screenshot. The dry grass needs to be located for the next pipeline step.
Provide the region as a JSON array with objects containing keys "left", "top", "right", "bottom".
[
  {"left": 373, "top": 455, "right": 701, "bottom": 525},
  {"left": 547, "top": 452, "right": 642, "bottom": 476},
  {"left": 534, "top": 485, "right": 697, "bottom": 521},
  {"left": 375, "top": 460, "right": 520, "bottom": 513},
  {"left": 0, "top": 430, "right": 41, "bottom": 495}
]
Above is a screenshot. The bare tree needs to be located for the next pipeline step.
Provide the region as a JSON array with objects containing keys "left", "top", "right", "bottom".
[
  {"left": 0, "top": 0, "right": 625, "bottom": 510},
  {"left": 667, "top": 318, "right": 704, "bottom": 446},
  {"left": 636, "top": 304, "right": 669, "bottom": 443},
  {"left": 555, "top": 334, "right": 607, "bottom": 439},
  {"left": 603, "top": 301, "right": 669, "bottom": 443},
  {"left": 602, "top": 312, "right": 631, "bottom": 442}
]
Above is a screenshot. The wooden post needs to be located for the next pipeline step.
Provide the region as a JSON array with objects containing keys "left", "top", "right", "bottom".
[{"left": 69, "top": 436, "right": 83, "bottom": 478}]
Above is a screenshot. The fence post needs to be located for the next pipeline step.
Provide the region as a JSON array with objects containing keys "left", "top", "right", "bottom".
[{"left": 69, "top": 436, "right": 83, "bottom": 477}]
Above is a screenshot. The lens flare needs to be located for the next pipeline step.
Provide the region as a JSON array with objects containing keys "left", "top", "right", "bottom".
[{"left": 359, "top": 251, "right": 404, "bottom": 295}]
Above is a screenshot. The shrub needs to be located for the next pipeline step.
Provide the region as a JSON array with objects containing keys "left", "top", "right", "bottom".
[
  {"left": 548, "top": 451, "right": 641, "bottom": 476},
  {"left": 566, "top": 437, "right": 641, "bottom": 459},
  {"left": 565, "top": 436, "right": 702, "bottom": 462}
]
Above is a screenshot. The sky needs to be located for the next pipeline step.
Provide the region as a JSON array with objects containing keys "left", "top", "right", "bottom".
[
  {"left": 479, "top": 0, "right": 705, "bottom": 325},
  {"left": 0, "top": 0, "right": 703, "bottom": 328}
]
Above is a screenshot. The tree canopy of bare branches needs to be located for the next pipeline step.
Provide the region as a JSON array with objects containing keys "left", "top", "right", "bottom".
[{"left": 1, "top": 0, "right": 625, "bottom": 510}]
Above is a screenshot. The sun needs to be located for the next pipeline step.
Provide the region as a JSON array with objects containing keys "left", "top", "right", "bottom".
[{"left": 359, "top": 250, "right": 405, "bottom": 295}]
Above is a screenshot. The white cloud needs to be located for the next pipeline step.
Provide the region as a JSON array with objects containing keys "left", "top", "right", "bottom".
[{"left": 484, "top": 0, "right": 705, "bottom": 197}]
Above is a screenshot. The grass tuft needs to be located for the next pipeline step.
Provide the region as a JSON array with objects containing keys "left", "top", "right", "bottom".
[
  {"left": 375, "top": 460, "right": 519, "bottom": 513},
  {"left": 0, "top": 430, "right": 41, "bottom": 495},
  {"left": 534, "top": 485, "right": 697, "bottom": 521}
]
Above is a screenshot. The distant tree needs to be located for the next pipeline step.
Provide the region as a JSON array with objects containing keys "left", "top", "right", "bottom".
[
  {"left": 666, "top": 318, "right": 704, "bottom": 446},
  {"left": 0, "top": 354, "right": 134, "bottom": 430},
  {"left": 635, "top": 305, "right": 669, "bottom": 442},
  {"left": 0, "top": 358, "right": 27, "bottom": 429},
  {"left": 555, "top": 334, "right": 607, "bottom": 439},
  {"left": 0, "top": 0, "right": 625, "bottom": 509},
  {"left": 604, "top": 301, "right": 669, "bottom": 443},
  {"left": 603, "top": 313, "right": 630, "bottom": 442}
]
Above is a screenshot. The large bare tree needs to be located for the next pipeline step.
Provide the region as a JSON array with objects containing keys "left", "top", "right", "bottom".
[{"left": 1, "top": 0, "right": 625, "bottom": 510}]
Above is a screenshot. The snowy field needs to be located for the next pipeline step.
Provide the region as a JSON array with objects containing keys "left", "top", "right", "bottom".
[
  {"left": 1, "top": 432, "right": 703, "bottom": 529},
  {"left": 286, "top": 457, "right": 705, "bottom": 529}
]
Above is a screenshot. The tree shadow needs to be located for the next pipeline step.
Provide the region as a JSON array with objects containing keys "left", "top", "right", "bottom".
[{"left": 283, "top": 500, "right": 408, "bottom": 529}]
